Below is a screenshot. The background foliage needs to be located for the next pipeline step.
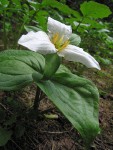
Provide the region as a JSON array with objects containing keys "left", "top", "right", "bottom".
[
  {"left": 0, "top": 0, "right": 113, "bottom": 149},
  {"left": 0, "top": 0, "right": 112, "bottom": 66}
]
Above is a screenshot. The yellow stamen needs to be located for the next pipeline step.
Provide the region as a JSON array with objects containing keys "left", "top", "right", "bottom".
[
  {"left": 58, "top": 35, "right": 64, "bottom": 45},
  {"left": 58, "top": 40, "right": 70, "bottom": 51},
  {"left": 51, "top": 33, "right": 70, "bottom": 51},
  {"left": 52, "top": 33, "right": 59, "bottom": 44}
]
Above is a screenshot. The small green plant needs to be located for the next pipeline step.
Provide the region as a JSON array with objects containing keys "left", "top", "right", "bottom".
[
  {"left": 0, "top": 98, "right": 26, "bottom": 146},
  {"left": 0, "top": 0, "right": 112, "bottom": 149},
  {"left": 0, "top": 17, "right": 101, "bottom": 149}
]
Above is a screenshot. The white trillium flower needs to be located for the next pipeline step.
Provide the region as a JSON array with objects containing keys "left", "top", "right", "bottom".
[{"left": 18, "top": 17, "right": 100, "bottom": 70}]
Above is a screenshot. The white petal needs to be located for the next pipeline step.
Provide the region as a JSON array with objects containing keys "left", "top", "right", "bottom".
[
  {"left": 58, "top": 45, "right": 101, "bottom": 70},
  {"left": 47, "top": 17, "right": 72, "bottom": 42},
  {"left": 18, "top": 31, "right": 56, "bottom": 54}
]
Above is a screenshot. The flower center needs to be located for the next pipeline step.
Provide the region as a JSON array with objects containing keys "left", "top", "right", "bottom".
[{"left": 51, "top": 33, "right": 69, "bottom": 51}]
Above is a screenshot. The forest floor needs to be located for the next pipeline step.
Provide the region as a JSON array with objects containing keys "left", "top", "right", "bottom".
[{"left": 0, "top": 63, "right": 113, "bottom": 150}]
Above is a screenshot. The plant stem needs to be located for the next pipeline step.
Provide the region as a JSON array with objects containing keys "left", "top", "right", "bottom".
[
  {"left": 15, "top": 17, "right": 28, "bottom": 48},
  {"left": 16, "top": 8, "right": 39, "bottom": 49},
  {"left": 75, "top": 17, "right": 84, "bottom": 32},
  {"left": 3, "top": 10, "right": 7, "bottom": 50},
  {"left": 33, "top": 86, "right": 42, "bottom": 111}
]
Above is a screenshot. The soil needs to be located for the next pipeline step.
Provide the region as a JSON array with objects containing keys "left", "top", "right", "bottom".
[{"left": 0, "top": 65, "right": 113, "bottom": 150}]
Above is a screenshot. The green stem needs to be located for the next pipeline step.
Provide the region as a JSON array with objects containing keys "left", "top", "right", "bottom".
[
  {"left": 33, "top": 86, "right": 42, "bottom": 111},
  {"left": 29, "top": 11, "right": 37, "bottom": 25},
  {"left": 3, "top": 10, "right": 7, "bottom": 50},
  {"left": 75, "top": 17, "right": 84, "bottom": 32},
  {"left": 16, "top": 11, "right": 38, "bottom": 49},
  {"left": 15, "top": 17, "right": 28, "bottom": 48}
]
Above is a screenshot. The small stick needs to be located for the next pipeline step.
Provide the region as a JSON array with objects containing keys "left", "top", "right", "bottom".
[
  {"left": 0, "top": 103, "right": 13, "bottom": 114},
  {"left": 39, "top": 127, "right": 74, "bottom": 134},
  {"left": 11, "top": 139, "right": 23, "bottom": 150}
]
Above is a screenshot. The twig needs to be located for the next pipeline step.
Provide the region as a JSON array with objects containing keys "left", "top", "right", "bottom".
[
  {"left": 25, "top": 133, "right": 37, "bottom": 147},
  {"left": 11, "top": 139, "right": 23, "bottom": 150},
  {"left": 52, "top": 141, "right": 55, "bottom": 150},
  {"left": 0, "top": 103, "right": 13, "bottom": 114},
  {"left": 39, "top": 127, "right": 74, "bottom": 134}
]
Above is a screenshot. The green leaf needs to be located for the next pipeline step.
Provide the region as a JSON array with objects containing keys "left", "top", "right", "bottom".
[
  {"left": 0, "top": 128, "right": 12, "bottom": 146},
  {"left": 24, "top": 25, "right": 41, "bottom": 32},
  {"left": 0, "top": 50, "right": 45, "bottom": 90},
  {"left": 35, "top": 10, "right": 48, "bottom": 31},
  {"left": 106, "top": 35, "right": 113, "bottom": 44},
  {"left": 98, "top": 57, "right": 112, "bottom": 65},
  {"left": 82, "top": 18, "right": 105, "bottom": 29},
  {"left": 0, "top": 0, "right": 9, "bottom": 8},
  {"left": 28, "top": 0, "right": 40, "bottom": 10},
  {"left": 56, "top": 64, "right": 71, "bottom": 74},
  {"left": 36, "top": 72, "right": 100, "bottom": 147},
  {"left": 43, "top": 53, "right": 61, "bottom": 79},
  {"left": 32, "top": 72, "right": 43, "bottom": 83},
  {"left": 70, "top": 34, "right": 81, "bottom": 46},
  {"left": 80, "top": 1, "right": 112, "bottom": 19},
  {"left": 41, "top": 0, "right": 80, "bottom": 18},
  {"left": 12, "top": 0, "right": 21, "bottom": 9}
]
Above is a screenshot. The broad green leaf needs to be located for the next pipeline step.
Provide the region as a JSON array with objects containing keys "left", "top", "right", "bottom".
[
  {"left": 43, "top": 53, "right": 61, "bottom": 79},
  {"left": 56, "top": 64, "right": 71, "bottom": 74},
  {"left": 0, "top": 128, "right": 12, "bottom": 146},
  {"left": 0, "top": 50, "right": 45, "bottom": 90},
  {"left": 80, "top": 1, "right": 112, "bottom": 19},
  {"left": 70, "top": 33, "right": 81, "bottom": 46},
  {"left": 41, "top": 0, "right": 80, "bottom": 18},
  {"left": 36, "top": 72, "right": 100, "bottom": 146},
  {"left": 32, "top": 72, "right": 43, "bottom": 83}
]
